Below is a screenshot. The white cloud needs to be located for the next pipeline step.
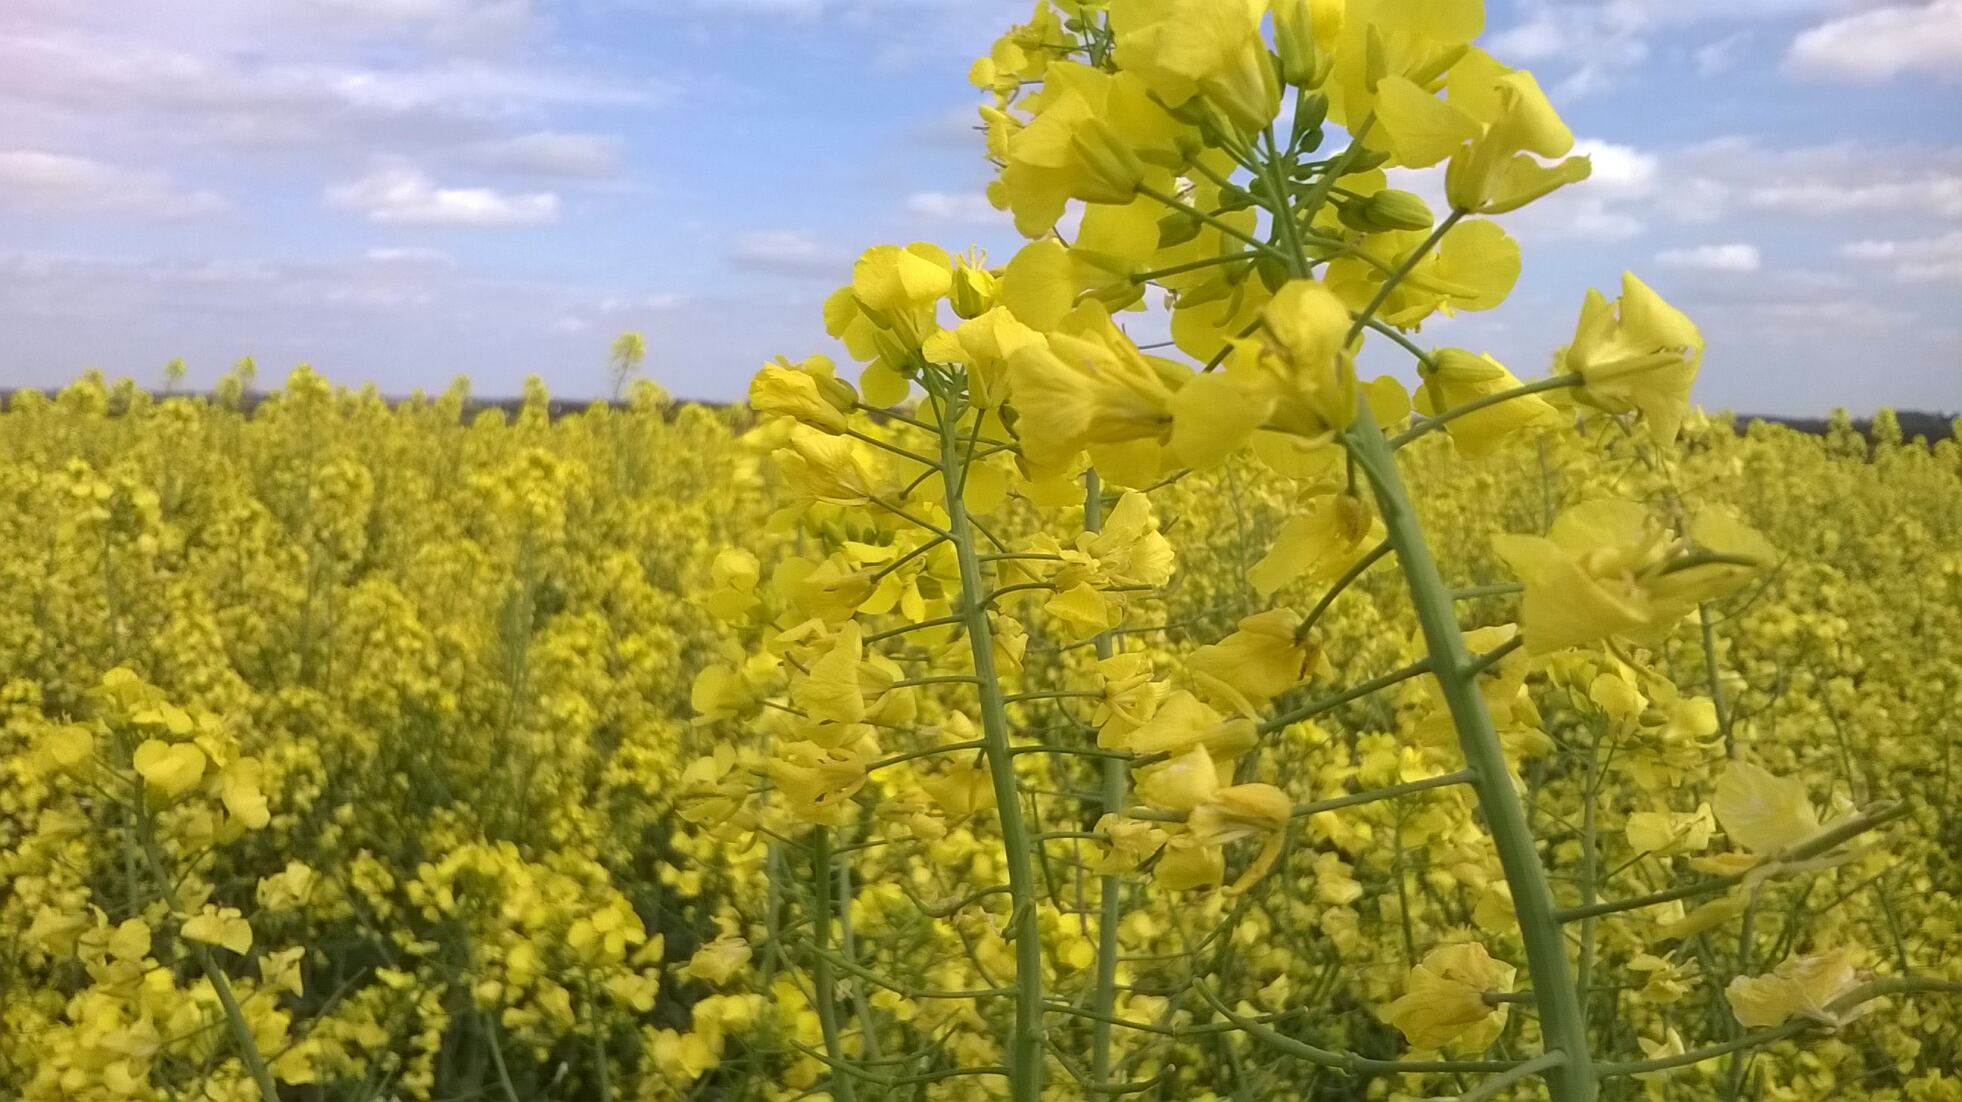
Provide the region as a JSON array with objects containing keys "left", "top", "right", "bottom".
[
  {"left": 904, "top": 191, "right": 1004, "bottom": 224},
  {"left": 1788, "top": 0, "right": 1962, "bottom": 81},
  {"left": 365, "top": 246, "right": 455, "bottom": 266},
  {"left": 1655, "top": 243, "right": 1763, "bottom": 271},
  {"left": 1696, "top": 32, "right": 1751, "bottom": 75},
  {"left": 289, "top": 0, "right": 539, "bottom": 47},
  {"left": 327, "top": 166, "right": 559, "bottom": 226},
  {"left": 1841, "top": 231, "right": 1962, "bottom": 281},
  {"left": 727, "top": 230, "right": 846, "bottom": 276},
  {"left": 0, "top": 30, "right": 652, "bottom": 156},
  {"left": 0, "top": 150, "right": 224, "bottom": 217},
  {"left": 1666, "top": 137, "right": 1962, "bottom": 221},
  {"left": 456, "top": 131, "right": 626, "bottom": 177}
]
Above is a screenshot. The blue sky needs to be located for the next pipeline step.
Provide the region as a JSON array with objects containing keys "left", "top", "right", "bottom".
[{"left": 2, "top": 0, "right": 1958, "bottom": 416}]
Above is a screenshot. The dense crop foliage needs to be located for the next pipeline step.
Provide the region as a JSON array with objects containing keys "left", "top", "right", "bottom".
[{"left": 6, "top": 3, "right": 1962, "bottom": 1101}]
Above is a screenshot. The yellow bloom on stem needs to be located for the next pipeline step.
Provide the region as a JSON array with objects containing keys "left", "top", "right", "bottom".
[
  {"left": 774, "top": 427, "right": 888, "bottom": 509},
  {"left": 1108, "top": 0, "right": 1279, "bottom": 133},
  {"left": 133, "top": 738, "right": 206, "bottom": 802},
  {"left": 703, "top": 548, "right": 763, "bottom": 622},
  {"left": 1493, "top": 498, "right": 1759, "bottom": 654},
  {"left": 749, "top": 357, "right": 855, "bottom": 434},
  {"left": 1248, "top": 492, "right": 1380, "bottom": 596},
  {"left": 1711, "top": 759, "right": 1821, "bottom": 856},
  {"left": 1380, "top": 941, "right": 1517, "bottom": 1053},
  {"left": 1187, "top": 783, "right": 1292, "bottom": 894},
  {"left": 1187, "top": 607, "right": 1325, "bottom": 708},
  {"left": 1558, "top": 272, "right": 1703, "bottom": 444},
  {"left": 1726, "top": 946, "right": 1869, "bottom": 1028},
  {"left": 1625, "top": 804, "right": 1718, "bottom": 857},
  {"left": 182, "top": 905, "right": 253, "bottom": 955},
  {"left": 922, "top": 306, "right": 1045, "bottom": 410},
  {"left": 1006, "top": 302, "right": 1185, "bottom": 486},
  {"left": 1415, "top": 348, "right": 1563, "bottom": 457},
  {"left": 766, "top": 740, "right": 873, "bottom": 825},
  {"left": 1094, "top": 814, "right": 1167, "bottom": 874},
  {"left": 1115, "top": 693, "right": 1258, "bottom": 769},
  {"left": 997, "top": 61, "right": 1185, "bottom": 236},
  {"left": 684, "top": 937, "right": 753, "bottom": 986},
  {"left": 792, "top": 621, "right": 867, "bottom": 726},
  {"left": 1154, "top": 832, "right": 1226, "bottom": 891},
  {"left": 1328, "top": 0, "right": 1486, "bottom": 128},
  {"left": 1134, "top": 744, "right": 1222, "bottom": 812},
  {"left": 220, "top": 758, "right": 271, "bottom": 830}
]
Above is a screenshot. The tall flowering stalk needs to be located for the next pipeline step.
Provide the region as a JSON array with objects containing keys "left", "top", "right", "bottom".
[{"left": 710, "top": 3, "right": 1962, "bottom": 1101}]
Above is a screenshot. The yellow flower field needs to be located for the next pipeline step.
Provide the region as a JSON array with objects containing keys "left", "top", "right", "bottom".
[{"left": 4, "top": 3, "right": 1962, "bottom": 1101}]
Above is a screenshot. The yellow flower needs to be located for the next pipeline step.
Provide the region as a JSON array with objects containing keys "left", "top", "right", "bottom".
[
  {"left": 1134, "top": 744, "right": 1223, "bottom": 812},
  {"left": 1154, "top": 833, "right": 1225, "bottom": 891},
  {"left": 1006, "top": 303, "right": 1184, "bottom": 486},
  {"left": 1327, "top": 219, "right": 1522, "bottom": 328},
  {"left": 258, "top": 861, "right": 318, "bottom": 911},
  {"left": 1627, "top": 954, "right": 1700, "bottom": 1004},
  {"left": 1625, "top": 804, "right": 1718, "bottom": 857},
  {"left": 1726, "top": 946, "right": 1869, "bottom": 1028},
  {"left": 1415, "top": 348, "right": 1564, "bottom": 456},
  {"left": 684, "top": 937, "right": 753, "bottom": 986},
  {"left": 773, "top": 426, "right": 889, "bottom": 509},
  {"left": 1187, "top": 607, "right": 1324, "bottom": 708},
  {"left": 1094, "top": 814, "right": 1167, "bottom": 874},
  {"left": 1114, "top": 692, "right": 1258, "bottom": 767},
  {"left": 922, "top": 306, "right": 1045, "bottom": 409},
  {"left": 1248, "top": 492, "right": 1380, "bottom": 597},
  {"left": 260, "top": 945, "right": 307, "bottom": 997},
  {"left": 997, "top": 62, "right": 1185, "bottom": 235},
  {"left": 1186, "top": 783, "right": 1292, "bottom": 894},
  {"left": 107, "top": 917, "right": 151, "bottom": 962},
  {"left": 1493, "top": 499, "right": 1743, "bottom": 654},
  {"left": 1381, "top": 941, "right": 1517, "bottom": 1053},
  {"left": 1712, "top": 760, "right": 1821, "bottom": 856},
  {"left": 792, "top": 621, "right": 868, "bottom": 726},
  {"left": 1559, "top": 272, "right": 1702, "bottom": 444},
  {"left": 182, "top": 905, "right": 253, "bottom": 955},
  {"left": 1108, "top": 0, "right": 1279, "bottom": 133},
  {"left": 703, "top": 548, "right": 763, "bottom": 622},
  {"left": 133, "top": 738, "right": 206, "bottom": 802},
  {"left": 766, "top": 740, "right": 873, "bottom": 825},
  {"left": 221, "top": 758, "right": 271, "bottom": 830},
  {"left": 749, "top": 357, "right": 854, "bottom": 434}
]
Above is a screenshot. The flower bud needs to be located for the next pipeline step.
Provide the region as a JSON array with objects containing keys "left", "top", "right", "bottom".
[
  {"left": 1338, "top": 189, "right": 1435, "bottom": 233},
  {"left": 1275, "top": 0, "right": 1337, "bottom": 87},
  {"left": 950, "top": 261, "right": 998, "bottom": 320}
]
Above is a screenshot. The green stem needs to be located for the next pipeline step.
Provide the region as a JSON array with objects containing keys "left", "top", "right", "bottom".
[
  {"left": 136, "top": 817, "right": 281, "bottom": 1102},
  {"left": 1700, "top": 603, "right": 1735, "bottom": 753},
  {"left": 1459, "top": 1050, "right": 1569, "bottom": 1102},
  {"left": 1083, "top": 469, "right": 1127, "bottom": 1089},
  {"left": 810, "top": 829, "right": 858, "bottom": 1102},
  {"left": 1345, "top": 405, "right": 1598, "bottom": 1102},
  {"left": 937, "top": 378, "right": 1045, "bottom": 1102}
]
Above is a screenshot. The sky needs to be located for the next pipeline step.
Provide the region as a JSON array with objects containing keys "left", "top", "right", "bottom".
[{"left": 1, "top": 0, "right": 1959, "bottom": 417}]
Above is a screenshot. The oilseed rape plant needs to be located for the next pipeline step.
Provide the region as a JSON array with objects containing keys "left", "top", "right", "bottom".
[{"left": 3, "top": 5, "right": 1962, "bottom": 1102}]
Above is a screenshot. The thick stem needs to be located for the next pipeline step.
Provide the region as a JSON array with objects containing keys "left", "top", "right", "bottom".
[
  {"left": 1084, "top": 470, "right": 1127, "bottom": 1088},
  {"left": 938, "top": 388, "right": 1045, "bottom": 1102},
  {"left": 1345, "top": 407, "right": 1598, "bottom": 1102},
  {"left": 810, "top": 830, "right": 859, "bottom": 1102}
]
